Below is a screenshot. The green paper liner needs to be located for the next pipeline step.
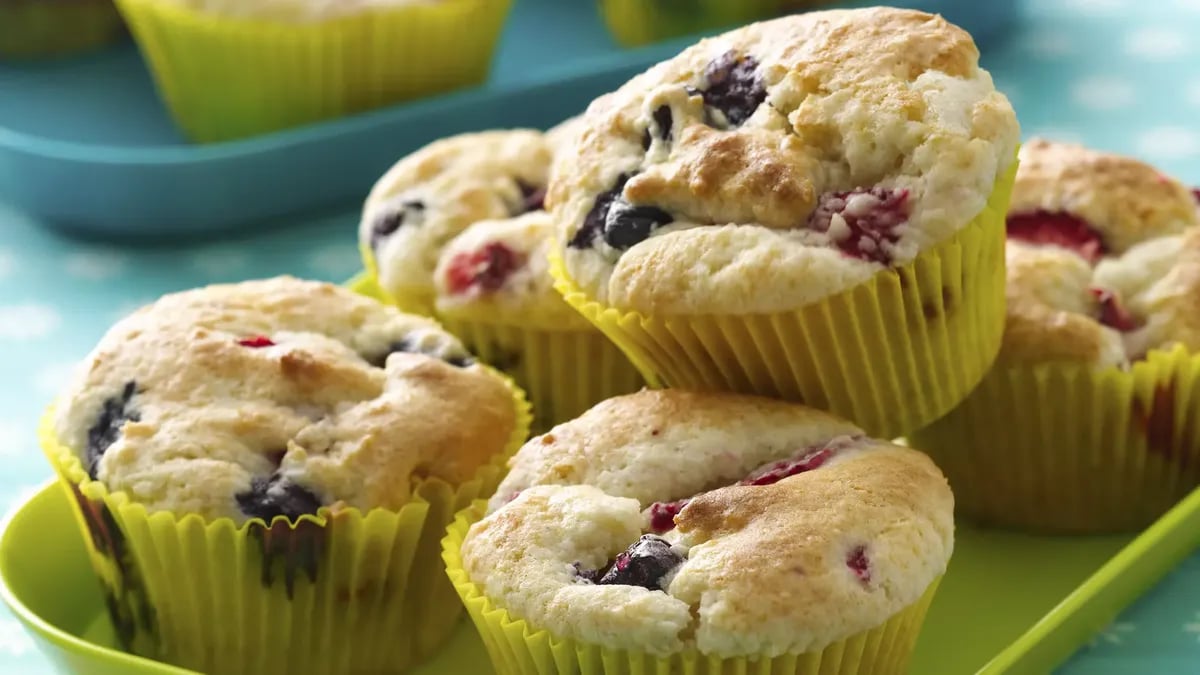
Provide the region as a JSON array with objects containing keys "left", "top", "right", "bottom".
[
  {"left": 550, "top": 163, "right": 1018, "bottom": 440},
  {"left": 443, "top": 502, "right": 942, "bottom": 675},
  {"left": 910, "top": 344, "right": 1200, "bottom": 533},
  {"left": 0, "top": 0, "right": 125, "bottom": 58},
  {"left": 114, "top": 0, "right": 512, "bottom": 142},
  {"left": 40, "top": 372, "right": 531, "bottom": 675}
]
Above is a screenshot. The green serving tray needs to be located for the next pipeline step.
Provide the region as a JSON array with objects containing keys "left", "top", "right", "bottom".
[{"left": 2, "top": 481, "right": 1198, "bottom": 674}]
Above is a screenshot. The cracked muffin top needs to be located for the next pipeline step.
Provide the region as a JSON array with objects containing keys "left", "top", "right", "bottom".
[
  {"left": 54, "top": 276, "right": 521, "bottom": 524},
  {"left": 548, "top": 7, "right": 1019, "bottom": 315},
  {"left": 362, "top": 121, "right": 580, "bottom": 309},
  {"left": 464, "top": 389, "right": 954, "bottom": 656},
  {"left": 1002, "top": 139, "right": 1200, "bottom": 367}
]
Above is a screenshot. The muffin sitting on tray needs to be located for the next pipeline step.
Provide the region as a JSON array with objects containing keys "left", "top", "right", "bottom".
[
  {"left": 43, "top": 276, "right": 530, "bottom": 675},
  {"left": 115, "top": 0, "right": 513, "bottom": 141},
  {"left": 445, "top": 389, "right": 954, "bottom": 675},
  {"left": 547, "top": 6, "right": 1021, "bottom": 439},
  {"left": 911, "top": 139, "right": 1200, "bottom": 533},
  {"left": 361, "top": 122, "right": 644, "bottom": 431}
]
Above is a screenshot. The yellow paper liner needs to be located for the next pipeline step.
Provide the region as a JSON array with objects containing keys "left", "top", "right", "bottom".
[
  {"left": 437, "top": 315, "right": 646, "bottom": 433},
  {"left": 909, "top": 344, "right": 1200, "bottom": 534},
  {"left": 443, "top": 503, "right": 941, "bottom": 675},
  {"left": 551, "top": 164, "right": 1018, "bottom": 440},
  {"left": 0, "top": 0, "right": 125, "bottom": 58},
  {"left": 113, "top": 0, "right": 513, "bottom": 142},
  {"left": 599, "top": 0, "right": 799, "bottom": 47},
  {"left": 41, "top": 371, "right": 531, "bottom": 675}
]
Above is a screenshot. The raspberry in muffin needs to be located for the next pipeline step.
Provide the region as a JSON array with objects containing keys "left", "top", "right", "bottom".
[
  {"left": 1001, "top": 139, "right": 1200, "bottom": 367},
  {"left": 44, "top": 276, "right": 530, "bottom": 674},
  {"left": 546, "top": 7, "right": 1020, "bottom": 438},
  {"left": 911, "top": 139, "right": 1200, "bottom": 533},
  {"left": 450, "top": 390, "right": 953, "bottom": 669}
]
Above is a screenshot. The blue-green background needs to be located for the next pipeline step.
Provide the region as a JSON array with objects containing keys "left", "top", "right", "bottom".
[{"left": 1, "top": 0, "right": 1199, "bottom": 672}]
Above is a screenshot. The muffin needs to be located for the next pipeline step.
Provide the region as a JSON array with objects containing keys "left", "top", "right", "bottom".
[
  {"left": 0, "top": 0, "right": 125, "bottom": 58},
  {"left": 444, "top": 389, "right": 954, "bottom": 675},
  {"left": 911, "top": 139, "right": 1200, "bottom": 533},
  {"left": 42, "top": 277, "right": 531, "bottom": 675},
  {"left": 433, "top": 210, "right": 645, "bottom": 431},
  {"left": 360, "top": 128, "right": 556, "bottom": 316},
  {"left": 547, "top": 7, "right": 1020, "bottom": 439},
  {"left": 114, "top": 0, "right": 513, "bottom": 142}
]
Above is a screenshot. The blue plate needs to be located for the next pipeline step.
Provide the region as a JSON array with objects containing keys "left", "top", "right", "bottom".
[{"left": 0, "top": 0, "right": 1015, "bottom": 239}]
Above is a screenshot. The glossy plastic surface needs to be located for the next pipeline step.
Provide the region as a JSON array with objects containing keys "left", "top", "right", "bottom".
[{"left": 4, "top": 482, "right": 1197, "bottom": 674}]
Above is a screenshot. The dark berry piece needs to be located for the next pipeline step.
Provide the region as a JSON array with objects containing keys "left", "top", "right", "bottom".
[
  {"left": 369, "top": 199, "right": 426, "bottom": 250},
  {"left": 1192, "top": 188, "right": 1200, "bottom": 204},
  {"left": 569, "top": 174, "right": 632, "bottom": 250},
  {"left": 86, "top": 381, "right": 139, "bottom": 479},
  {"left": 445, "top": 242, "right": 523, "bottom": 295},
  {"left": 517, "top": 181, "right": 547, "bottom": 213},
  {"left": 597, "top": 535, "right": 683, "bottom": 591},
  {"left": 647, "top": 499, "right": 689, "bottom": 534},
  {"left": 808, "top": 187, "right": 911, "bottom": 265},
  {"left": 698, "top": 51, "right": 767, "bottom": 128},
  {"left": 573, "top": 561, "right": 601, "bottom": 583},
  {"left": 236, "top": 474, "right": 323, "bottom": 523},
  {"left": 1006, "top": 211, "right": 1105, "bottom": 264},
  {"left": 237, "top": 335, "right": 275, "bottom": 348},
  {"left": 1090, "top": 287, "right": 1140, "bottom": 332},
  {"left": 603, "top": 202, "right": 674, "bottom": 250},
  {"left": 846, "top": 545, "right": 871, "bottom": 584},
  {"left": 650, "top": 105, "right": 673, "bottom": 145},
  {"left": 369, "top": 337, "right": 475, "bottom": 369}
]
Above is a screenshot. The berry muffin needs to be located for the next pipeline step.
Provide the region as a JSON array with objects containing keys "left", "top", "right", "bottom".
[
  {"left": 444, "top": 390, "right": 954, "bottom": 674},
  {"left": 360, "top": 128, "right": 557, "bottom": 316},
  {"left": 114, "top": 0, "right": 512, "bottom": 141},
  {"left": 547, "top": 7, "right": 1020, "bottom": 439},
  {"left": 911, "top": 139, "right": 1200, "bottom": 532},
  {"left": 42, "top": 277, "right": 531, "bottom": 675},
  {"left": 0, "top": 0, "right": 125, "bottom": 58},
  {"left": 432, "top": 210, "right": 645, "bottom": 431}
]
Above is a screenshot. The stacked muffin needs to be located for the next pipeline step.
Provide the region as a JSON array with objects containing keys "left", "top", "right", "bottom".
[
  {"left": 58, "top": 5, "right": 1200, "bottom": 675},
  {"left": 547, "top": 7, "right": 1019, "bottom": 438},
  {"left": 440, "top": 7, "right": 1018, "bottom": 675},
  {"left": 912, "top": 139, "right": 1200, "bottom": 533},
  {"left": 360, "top": 124, "right": 645, "bottom": 431}
]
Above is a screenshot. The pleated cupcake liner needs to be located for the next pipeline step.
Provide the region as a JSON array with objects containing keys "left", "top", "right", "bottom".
[
  {"left": 443, "top": 502, "right": 942, "bottom": 675},
  {"left": 437, "top": 315, "right": 646, "bottom": 433},
  {"left": 0, "top": 0, "right": 125, "bottom": 58},
  {"left": 599, "top": 0, "right": 790, "bottom": 47},
  {"left": 910, "top": 344, "right": 1200, "bottom": 533},
  {"left": 114, "top": 0, "right": 512, "bottom": 142},
  {"left": 40, "top": 371, "right": 531, "bottom": 675},
  {"left": 550, "top": 163, "right": 1018, "bottom": 440}
]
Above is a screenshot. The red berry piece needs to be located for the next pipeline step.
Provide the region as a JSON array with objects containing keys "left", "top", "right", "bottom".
[
  {"left": 445, "top": 242, "right": 523, "bottom": 295},
  {"left": 237, "top": 335, "right": 276, "bottom": 348},
  {"left": 808, "top": 187, "right": 911, "bottom": 264},
  {"left": 1007, "top": 211, "right": 1105, "bottom": 264},
  {"left": 846, "top": 545, "right": 871, "bottom": 584},
  {"left": 1090, "top": 287, "right": 1139, "bottom": 332},
  {"left": 646, "top": 499, "right": 689, "bottom": 535}
]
